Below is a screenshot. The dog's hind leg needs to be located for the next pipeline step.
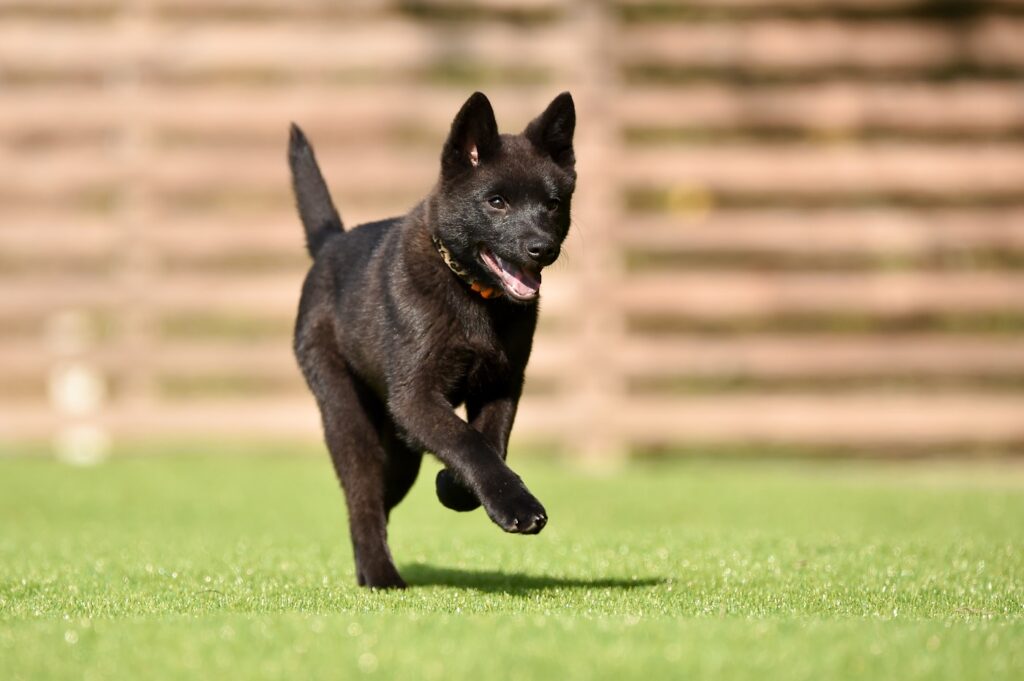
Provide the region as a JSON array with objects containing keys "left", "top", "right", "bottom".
[
  {"left": 302, "top": 352, "right": 409, "bottom": 589},
  {"left": 380, "top": 431, "right": 424, "bottom": 514}
]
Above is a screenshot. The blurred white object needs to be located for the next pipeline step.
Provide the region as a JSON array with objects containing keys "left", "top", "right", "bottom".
[
  {"left": 48, "top": 363, "right": 106, "bottom": 417},
  {"left": 53, "top": 423, "right": 111, "bottom": 466},
  {"left": 45, "top": 310, "right": 110, "bottom": 465}
]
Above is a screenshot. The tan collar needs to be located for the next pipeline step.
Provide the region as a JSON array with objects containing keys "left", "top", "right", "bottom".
[{"left": 431, "top": 234, "right": 502, "bottom": 299}]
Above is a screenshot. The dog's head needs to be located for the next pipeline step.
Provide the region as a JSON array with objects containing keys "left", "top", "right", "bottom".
[{"left": 430, "top": 92, "right": 576, "bottom": 303}]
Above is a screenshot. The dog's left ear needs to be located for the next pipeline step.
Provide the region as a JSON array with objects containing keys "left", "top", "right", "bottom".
[
  {"left": 524, "top": 92, "right": 575, "bottom": 173},
  {"left": 442, "top": 92, "right": 501, "bottom": 178}
]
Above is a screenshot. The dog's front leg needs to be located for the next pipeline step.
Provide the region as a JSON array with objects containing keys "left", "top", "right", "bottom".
[
  {"left": 467, "top": 394, "right": 519, "bottom": 459},
  {"left": 389, "top": 391, "right": 547, "bottom": 534},
  {"left": 436, "top": 394, "right": 520, "bottom": 512}
]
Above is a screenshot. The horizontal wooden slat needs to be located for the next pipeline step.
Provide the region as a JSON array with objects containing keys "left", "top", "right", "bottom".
[
  {"left": 0, "top": 397, "right": 568, "bottom": 439},
  {"left": 0, "top": 272, "right": 578, "bottom": 316},
  {"left": 0, "top": 21, "right": 574, "bottom": 73},
  {"left": 0, "top": 279, "right": 116, "bottom": 314},
  {"left": 152, "top": 149, "right": 438, "bottom": 195},
  {"left": 0, "top": 400, "right": 320, "bottom": 438},
  {"left": 616, "top": 394, "right": 1024, "bottom": 444},
  {"left": 152, "top": 272, "right": 579, "bottom": 317},
  {"left": 0, "top": 220, "right": 117, "bottom": 258},
  {"left": 9, "top": 83, "right": 1024, "bottom": 142},
  {"left": 0, "top": 0, "right": 115, "bottom": 7},
  {"left": 619, "top": 18, "right": 1024, "bottom": 69},
  {"left": 613, "top": 335, "right": 1024, "bottom": 377},
  {"left": 0, "top": 148, "right": 439, "bottom": 197},
  {"left": 0, "top": 86, "right": 553, "bottom": 141},
  {"left": 618, "top": 209, "right": 1024, "bottom": 254},
  {"left": 618, "top": 82, "right": 1024, "bottom": 133},
  {"left": 154, "top": 0, "right": 559, "bottom": 12},
  {"left": 9, "top": 19, "right": 1023, "bottom": 80},
  {"left": 0, "top": 340, "right": 296, "bottom": 373},
  {"left": 619, "top": 144, "right": 1024, "bottom": 196},
  {"left": 13, "top": 143, "right": 1024, "bottom": 202},
  {"left": 7, "top": 333, "right": 1021, "bottom": 383},
  {"left": 617, "top": 0, "right": 1024, "bottom": 9},
  {"left": 621, "top": 272, "right": 1024, "bottom": 317},
  {"left": 10, "top": 394, "right": 1022, "bottom": 444}
]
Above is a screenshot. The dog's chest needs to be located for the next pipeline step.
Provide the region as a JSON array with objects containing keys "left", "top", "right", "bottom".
[{"left": 441, "top": 314, "right": 521, "bottom": 402}]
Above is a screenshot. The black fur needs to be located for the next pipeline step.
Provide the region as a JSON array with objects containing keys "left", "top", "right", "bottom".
[
  {"left": 289, "top": 123, "right": 344, "bottom": 257},
  {"left": 290, "top": 92, "right": 576, "bottom": 588}
]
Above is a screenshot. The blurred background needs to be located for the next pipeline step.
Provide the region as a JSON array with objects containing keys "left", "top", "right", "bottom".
[{"left": 1, "top": 0, "right": 1023, "bottom": 464}]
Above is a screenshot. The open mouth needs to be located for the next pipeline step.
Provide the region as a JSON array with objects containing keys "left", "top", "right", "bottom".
[{"left": 479, "top": 247, "right": 541, "bottom": 301}]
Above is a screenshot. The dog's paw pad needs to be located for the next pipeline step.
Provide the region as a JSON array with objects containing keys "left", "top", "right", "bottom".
[
  {"left": 511, "top": 512, "right": 547, "bottom": 534},
  {"left": 487, "top": 488, "right": 548, "bottom": 535}
]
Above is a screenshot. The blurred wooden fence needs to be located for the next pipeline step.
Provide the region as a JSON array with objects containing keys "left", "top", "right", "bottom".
[{"left": 2, "top": 0, "right": 1024, "bottom": 457}]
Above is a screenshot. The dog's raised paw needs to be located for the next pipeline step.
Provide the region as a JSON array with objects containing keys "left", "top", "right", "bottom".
[{"left": 484, "top": 486, "right": 548, "bottom": 535}]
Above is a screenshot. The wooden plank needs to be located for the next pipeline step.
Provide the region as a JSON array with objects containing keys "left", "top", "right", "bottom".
[
  {"left": 152, "top": 0, "right": 558, "bottom": 12},
  {"left": 0, "top": 402, "right": 316, "bottom": 439},
  {"left": 0, "top": 21, "right": 575, "bottom": 73},
  {"left": 0, "top": 148, "right": 436, "bottom": 197},
  {"left": 149, "top": 148, "right": 438, "bottom": 196},
  {"left": 618, "top": 144, "right": 1024, "bottom": 196},
  {"left": 0, "top": 219, "right": 116, "bottom": 258},
  {"left": 621, "top": 272, "right": 1024, "bottom": 317},
  {"left": 618, "top": 209, "right": 1024, "bottom": 254},
  {"left": 0, "top": 86, "right": 573, "bottom": 140},
  {"left": 150, "top": 273, "right": 304, "bottom": 313},
  {"left": 149, "top": 272, "right": 578, "bottom": 316},
  {"left": 0, "top": 269, "right": 574, "bottom": 323},
  {"left": 614, "top": 335, "right": 1024, "bottom": 377},
  {"left": 0, "top": 398, "right": 567, "bottom": 440},
  {"left": 0, "top": 0, "right": 116, "bottom": 9},
  {"left": 5, "top": 333, "right": 1021, "bottom": 382},
  {"left": 618, "top": 17, "right": 1024, "bottom": 69},
  {"left": 0, "top": 279, "right": 116, "bottom": 314},
  {"left": 0, "top": 151, "right": 120, "bottom": 197},
  {"left": 149, "top": 225, "right": 301, "bottom": 259},
  {"left": 151, "top": 0, "right": 381, "bottom": 13},
  {"left": 617, "top": 394, "right": 1024, "bottom": 444},
  {"left": 617, "top": 82, "right": 1024, "bottom": 133},
  {"left": 14, "top": 142, "right": 1024, "bottom": 204},
  {"left": 151, "top": 339, "right": 567, "bottom": 384},
  {"left": 616, "top": 0, "right": 1024, "bottom": 9},
  {"left": 144, "top": 87, "right": 550, "bottom": 139},
  {"left": 6, "top": 394, "right": 1022, "bottom": 445},
  {"left": 6, "top": 82, "right": 1023, "bottom": 140},
  {"left": 30, "top": 18, "right": 1021, "bottom": 79}
]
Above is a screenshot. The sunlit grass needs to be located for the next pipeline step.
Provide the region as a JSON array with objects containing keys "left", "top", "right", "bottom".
[{"left": 1, "top": 452, "right": 1021, "bottom": 680}]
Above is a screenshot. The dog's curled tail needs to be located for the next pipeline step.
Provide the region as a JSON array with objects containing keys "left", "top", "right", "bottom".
[{"left": 288, "top": 123, "right": 343, "bottom": 257}]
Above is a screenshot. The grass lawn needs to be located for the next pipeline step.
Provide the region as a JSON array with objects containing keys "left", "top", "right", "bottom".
[{"left": 1, "top": 450, "right": 1022, "bottom": 680}]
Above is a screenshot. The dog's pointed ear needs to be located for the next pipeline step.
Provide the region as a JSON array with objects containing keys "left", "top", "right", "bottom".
[
  {"left": 441, "top": 92, "right": 500, "bottom": 177},
  {"left": 524, "top": 92, "right": 575, "bottom": 172}
]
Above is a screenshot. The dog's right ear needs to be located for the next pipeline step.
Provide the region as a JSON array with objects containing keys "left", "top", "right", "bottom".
[{"left": 441, "top": 92, "right": 500, "bottom": 178}]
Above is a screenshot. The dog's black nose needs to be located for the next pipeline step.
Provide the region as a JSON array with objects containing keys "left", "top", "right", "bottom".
[{"left": 525, "top": 239, "right": 558, "bottom": 266}]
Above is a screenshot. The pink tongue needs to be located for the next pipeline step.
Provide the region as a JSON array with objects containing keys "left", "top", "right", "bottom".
[
  {"left": 486, "top": 251, "right": 541, "bottom": 297},
  {"left": 500, "top": 260, "right": 540, "bottom": 295}
]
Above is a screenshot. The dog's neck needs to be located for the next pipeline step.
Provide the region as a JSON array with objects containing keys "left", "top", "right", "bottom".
[{"left": 430, "top": 234, "right": 502, "bottom": 299}]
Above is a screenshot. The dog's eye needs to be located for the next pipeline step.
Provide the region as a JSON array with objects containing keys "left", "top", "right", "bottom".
[
  {"left": 487, "top": 196, "right": 507, "bottom": 210},
  {"left": 545, "top": 198, "right": 560, "bottom": 212}
]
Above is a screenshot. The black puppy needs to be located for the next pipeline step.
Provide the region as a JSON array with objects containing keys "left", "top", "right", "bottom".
[{"left": 289, "top": 92, "right": 576, "bottom": 588}]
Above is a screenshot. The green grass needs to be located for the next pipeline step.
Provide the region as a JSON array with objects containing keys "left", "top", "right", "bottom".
[{"left": 1, "top": 453, "right": 1022, "bottom": 680}]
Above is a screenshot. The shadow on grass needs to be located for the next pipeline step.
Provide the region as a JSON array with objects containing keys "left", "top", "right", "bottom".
[{"left": 402, "top": 563, "right": 665, "bottom": 593}]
